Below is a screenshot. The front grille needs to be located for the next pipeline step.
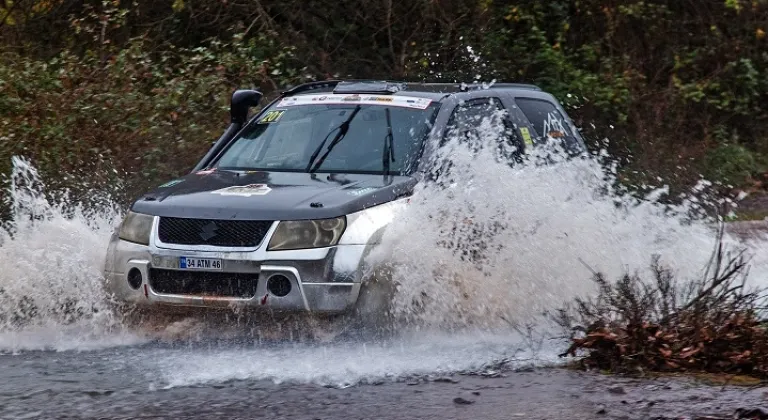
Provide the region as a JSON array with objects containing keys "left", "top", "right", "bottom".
[
  {"left": 149, "top": 269, "right": 259, "bottom": 298},
  {"left": 158, "top": 217, "right": 272, "bottom": 247}
]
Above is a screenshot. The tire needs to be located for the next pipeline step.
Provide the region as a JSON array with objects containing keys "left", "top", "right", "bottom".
[{"left": 346, "top": 265, "right": 397, "bottom": 340}]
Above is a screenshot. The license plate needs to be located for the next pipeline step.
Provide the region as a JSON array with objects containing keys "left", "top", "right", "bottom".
[{"left": 179, "top": 257, "right": 222, "bottom": 270}]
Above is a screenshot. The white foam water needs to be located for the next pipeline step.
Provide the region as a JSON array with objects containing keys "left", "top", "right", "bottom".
[
  {"left": 151, "top": 330, "right": 553, "bottom": 389},
  {"left": 369, "top": 113, "right": 768, "bottom": 330},
  {"left": 0, "top": 156, "right": 145, "bottom": 352}
]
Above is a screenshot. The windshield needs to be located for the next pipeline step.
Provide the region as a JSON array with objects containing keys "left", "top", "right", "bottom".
[{"left": 213, "top": 94, "right": 440, "bottom": 175}]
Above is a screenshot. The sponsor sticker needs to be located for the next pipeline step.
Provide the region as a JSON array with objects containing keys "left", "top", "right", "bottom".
[
  {"left": 159, "top": 179, "right": 184, "bottom": 188},
  {"left": 366, "top": 96, "right": 394, "bottom": 103},
  {"left": 543, "top": 112, "right": 567, "bottom": 139},
  {"left": 211, "top": 184, "right": 272, "bottom": 197},
  {"left": 276, "top": 97, "right": 299, "bottom": 108},
  {"left": 520, "top": 127, "right": 533, "bottom": 146},
  {"left": 547, "top": 130, "right": 565, "bottom": 138},
  {"left": 258, "top": 110, "right": 285, "bottom": 124},
  {"left": 348, "top": 187, "right": 379, "bottom": 196},
  {"left": 276, "top": 94, "right": 432, "bottom": 110}
]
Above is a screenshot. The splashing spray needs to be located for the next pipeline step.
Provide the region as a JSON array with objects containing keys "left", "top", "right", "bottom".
[
  {"left": 365, "top": 110, "right": 768, "bottom": 332},
  {"left": 0, "top": 157, "right": 142, "bottom": 351}
]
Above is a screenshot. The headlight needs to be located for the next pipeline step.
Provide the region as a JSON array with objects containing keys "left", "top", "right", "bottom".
[
  {"left": 118, "top": 211, "right": 154, "bottom": 245},
  {"left": 267, "top": 217, "right": 346, "bottom": 251}
]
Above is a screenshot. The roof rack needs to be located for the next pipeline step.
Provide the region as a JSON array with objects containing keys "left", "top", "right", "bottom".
[
  {"left": 281, "top": 79, "right": 405, "bottom": 96},
  {"left": 402, "top": 82, "right": 541, "bottom": 92},
  {"left": 333, "top": 80, "right": 406, "bottom": 94},
  {"left": 280, "top": 80, "right": 541, "bottom": 96},
  {"left": 281, "top": 80, "right": 342, "bottom": 95}
]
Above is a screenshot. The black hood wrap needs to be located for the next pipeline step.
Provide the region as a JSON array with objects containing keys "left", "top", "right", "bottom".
[{"left": 131, "top": 170, "right": 417, "bottom": 221}]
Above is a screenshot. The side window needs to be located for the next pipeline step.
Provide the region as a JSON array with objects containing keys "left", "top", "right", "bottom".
[
  {"left": 445, "top": 98, "right": 501, "bottom": 138},
  {"left": 515, "top": 98, "right": 574, "bottom": 141},
  {"left": 442, "top": 98, "right": 520, "bottom": 149},
  {"left": 437, "top": 97, "right": 524, "bottom": 169}
]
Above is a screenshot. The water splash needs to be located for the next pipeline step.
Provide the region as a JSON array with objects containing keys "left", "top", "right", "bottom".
[
  {"left": 367, "top": 113, "right": 768, "bottom": 330},
  {"left": 0, "top": 156, "right": 143, "bottom": 352},
  {"left": 151, "top": 330, "right": 551, "bottom": 389}
]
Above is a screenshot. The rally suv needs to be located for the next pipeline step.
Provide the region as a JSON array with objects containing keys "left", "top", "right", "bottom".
[{"left": 103, "top": 80, "right": 586, "bottom": 318}]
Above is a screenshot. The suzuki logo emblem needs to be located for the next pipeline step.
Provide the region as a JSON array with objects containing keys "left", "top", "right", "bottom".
[{"left": 200, "top": 221, "right": 219, "bottom": 241}]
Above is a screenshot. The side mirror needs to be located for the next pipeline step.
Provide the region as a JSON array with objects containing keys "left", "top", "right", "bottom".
[{"left": 230, "top": 89, "right": 263, "bottom": 124}]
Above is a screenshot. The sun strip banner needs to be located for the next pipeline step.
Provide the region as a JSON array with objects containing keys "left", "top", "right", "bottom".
[{"left": 276, "top": 94, "right": 433, "bottom": 110}]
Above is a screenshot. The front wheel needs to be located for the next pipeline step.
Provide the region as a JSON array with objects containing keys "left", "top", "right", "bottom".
[{"left": 322, "top": 265, "right": 398, "bottom": 341}]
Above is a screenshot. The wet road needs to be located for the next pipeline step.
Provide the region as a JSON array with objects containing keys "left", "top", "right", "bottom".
[{"left": 2, "top": 342, "right": 765, "bottom": 420}]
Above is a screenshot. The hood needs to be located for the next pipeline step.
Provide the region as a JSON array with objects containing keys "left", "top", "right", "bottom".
[{"left": 131, "top": 169, "right": 417, "bottom": 220}]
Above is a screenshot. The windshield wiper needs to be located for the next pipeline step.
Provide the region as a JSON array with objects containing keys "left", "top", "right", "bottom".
[
  {"left": 306, "top": 105, "right": 362, "bottom": 173},
  {"left": 382, "top": 107, "right": 396, "bottom": 176}
]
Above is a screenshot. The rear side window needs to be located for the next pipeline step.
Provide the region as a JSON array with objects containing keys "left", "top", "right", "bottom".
[
  {"left": 516, "top": 97, "right": 585, "bottom": 154},
  {"left": 445, "top": 98, "right": 505, "bottom": 136},
  {"left": 443, "top": 98, "right": 519, "bottom": 148},
  {"left": 439, "top": 97, "right": 524, "bottom": 166},
  {"left": 515, "top": 98, "right": 573, "bottom": 140}
]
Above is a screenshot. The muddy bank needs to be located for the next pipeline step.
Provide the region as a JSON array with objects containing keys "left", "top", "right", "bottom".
[{"left": 726, "top": 220, "right": 768, "bottom": 240}]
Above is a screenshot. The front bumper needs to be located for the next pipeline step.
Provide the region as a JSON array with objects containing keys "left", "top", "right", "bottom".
[{"left": 103, "top": 223, "right": 367, "bottom": 314}]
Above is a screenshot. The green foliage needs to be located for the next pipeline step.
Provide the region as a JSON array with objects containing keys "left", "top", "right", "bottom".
[
  {"left": 1, "top": 0, "right": 767, "bottom": 203},
  {"left": 0, "top": 32, "right": 306, "bottom": 203},
  {"left": 674, "top": 58, "right": 764, "bottom": 117},
  {"left": 704, "top": 144, "right": 765, "bottom": 186}
]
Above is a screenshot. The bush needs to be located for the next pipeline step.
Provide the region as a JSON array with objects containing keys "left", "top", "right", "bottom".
[
  {"left": 555, "top": 226, "right": 768, "bottom": 378},
  {"left": 0, "top": 34, "right": 308, "bottom": 208},
  {"left": 2, "top": 0, "right": 768, "bottom": 199},
  {"left": 704, "top": 144, "right": 765, "bottom": 187}
]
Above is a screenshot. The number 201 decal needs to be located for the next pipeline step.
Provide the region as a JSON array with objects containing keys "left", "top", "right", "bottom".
[{"left": 259, "top": 110, "right": 285, "bottom": 124}]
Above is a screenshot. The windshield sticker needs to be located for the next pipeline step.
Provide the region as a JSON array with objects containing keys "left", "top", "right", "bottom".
[
  {"left": 542, "top": 112, "right": 567, "bottom": 139},
  {"left": 196, "top": 168, "right": 216, "bottom": 175},
  {"left": 211, "top": 184, "right": 272, "bottom": 197},
  {"left": 276, "top": 94, "right": 432, "bottom": 110},
  {"left": 342, "top": 94, "right": 362, "bottom": 102},
  {"left": 519, "top": 127, "right": 533, "bottom": 146},
  {"left": 258, "top": 110, "right": 285, "bottom": 124},
  {"left": 159, "top": 179, "right": 184, "bottom": 188}
]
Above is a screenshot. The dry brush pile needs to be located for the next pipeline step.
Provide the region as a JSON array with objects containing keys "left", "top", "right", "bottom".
[{"left": 555, "top": 226, "right": 768, "bottom": 378}]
